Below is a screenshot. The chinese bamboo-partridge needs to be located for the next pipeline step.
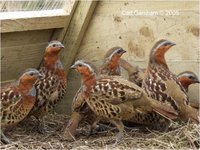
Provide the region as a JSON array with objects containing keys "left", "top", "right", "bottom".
[
  {"left": 1, "top": 69, "right": 42, "bottom": 144},
  {"left": 70, "top": 60, "right": 177, "bottom": 145},
  {"left": 142, "top": 39, "right": 199, "bottom": 124},
  {"left": 29, "top": 41, "right": 67, "bottom": 133},
  {"left": 63, "top": 47, "right": 126, "bottom": 140}
]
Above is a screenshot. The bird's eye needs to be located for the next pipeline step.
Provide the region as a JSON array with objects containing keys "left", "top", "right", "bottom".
[
  {"left": 52, "top": 44, "right": 56, "bottom": 47},
  {"left": 117, "top": 50, "right": 121, "bottom": 54},
  {"left": 163, "top": 43, "right": 168, "bottom": 46},
  {"left": 29, "top": 72, "right": 34, "bottom": 76},
  {"left": 188, "top": 76, "right": 193, "bottom": 79},
  {"left": 78, "top": 64, "right": 83, "bottom": 67}
]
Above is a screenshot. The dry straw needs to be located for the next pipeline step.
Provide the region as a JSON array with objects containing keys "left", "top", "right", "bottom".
[{"left": 0, "top": 113, "right": 199, "bottom": 149}]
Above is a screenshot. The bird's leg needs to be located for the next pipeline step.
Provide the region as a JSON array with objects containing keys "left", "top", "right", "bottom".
[
  {"left": 88, "top": 118, "right": 100, "bottom": 137},
  {"left": 110, "top": 120, "right": 124, "bottom": 146},
  {"left": 0, "top": 129, "right": 12, "bottom": 144},
  {"left": 62, "top": 111, "right": 82, "bottom": 141}
]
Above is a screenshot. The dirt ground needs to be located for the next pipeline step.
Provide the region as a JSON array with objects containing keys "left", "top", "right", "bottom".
[{"left": 0, "top": 113, "right": 199, "bottom": 150}]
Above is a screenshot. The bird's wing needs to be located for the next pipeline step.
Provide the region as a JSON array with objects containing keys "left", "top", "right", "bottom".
[
  {"left": 0, "top": 87, "right": 22, "bottom": 110},
  {"left": 72, "top": 87, "right": 86, "bottom": 111},
  {"left": 164, "top": 79, "right": 189, "bottom": 106},
  {"left": 94, "top": 76, "right": 144, "bottom": 104}
]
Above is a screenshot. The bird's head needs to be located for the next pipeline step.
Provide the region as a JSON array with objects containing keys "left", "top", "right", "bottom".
[
  {"left": 106, "top": 47, "right": 126, "bottom": 62},
  {"left": 19, "top": 68, "right": 43, "bottom": 87},
  {"left": 70, "top": 60, "right": 98, "bottom": 77},
  {"left": 45, "top": 41, "right": 65, "bottom": 56},
  {"left": 177, "top": 71, "right": 200, "bottom": 91},
  {"left": 149, "top": 39, "right": 176, "bottom": 65}
]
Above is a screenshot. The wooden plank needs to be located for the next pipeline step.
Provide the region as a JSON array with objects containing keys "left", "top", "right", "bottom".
[
  {"left": 61, "top": 1, "right": 98, "bottom": 73},
  {"left": 1, "top": 43, "right": 47, "bottom": 81},
  {"left": 55, "top": 1, "right": 98, "bottom": 113},
  {"left": 0, "top": 10, "right": 70, "bottom": 33},
  {"left": 1, "top": 29, "right": 53, "bottom": 47}
]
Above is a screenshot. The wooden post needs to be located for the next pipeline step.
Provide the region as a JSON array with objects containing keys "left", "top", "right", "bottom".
[
  {"left": 54, "top": 1, "right": 98, "bottom": 113},
  {"left": 59, "top": 1, "right": 98, "bottom": 74}
]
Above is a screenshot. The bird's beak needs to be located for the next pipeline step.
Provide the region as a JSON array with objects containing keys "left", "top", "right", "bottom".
[
  {"left": 170, "top": 42, "right": 176, "bottom": 46},
  {"left": 196, "top": 80, "right": 200, "bottom": 83},
  {"left": 59, "top": 44, "right": 65, "bottom": 49},
  {"left": 70, "top": 64, "right": 76, "bottom": 69},
  {"left": 121, "top": 49, "right": 126, "bottom": 54}
]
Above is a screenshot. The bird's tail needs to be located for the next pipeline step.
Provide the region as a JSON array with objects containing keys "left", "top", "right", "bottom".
[
  {"left": 130, "top": 95, "right": 179, "bottom": 120},
  {"left": 62, "top": 112, "right": 82, "bottom": 141},
  {"left": 150, "top": 99, "right": 179, "bottom": 120},
  {"left": 119, "top": 59, "right": 137, "bottom": 74}
]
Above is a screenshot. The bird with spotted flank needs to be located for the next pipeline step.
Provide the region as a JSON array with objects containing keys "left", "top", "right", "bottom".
[
  {"left": 142, "top": 39, "right": 199, "bottom": 124},
  {"left": 63, "top": 47, "right": 126, "bottom": 141},
  {"left": 70, "top": 60, "right": 178, "bottom": 145},
  {"left": 1, "top": 69, "right": 42, "bottom": 144},
  {"left": 28, "top": 41, "right": 67, "bottom": 134}
]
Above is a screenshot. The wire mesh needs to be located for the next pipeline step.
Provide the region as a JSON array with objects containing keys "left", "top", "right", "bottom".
[{"left": 0, "top": 0, "right": 70, "bottom": 12}]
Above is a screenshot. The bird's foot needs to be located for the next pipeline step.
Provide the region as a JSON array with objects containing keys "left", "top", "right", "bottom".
[{"left": 113, "top": 131, "right": 124, "bottom": 147}]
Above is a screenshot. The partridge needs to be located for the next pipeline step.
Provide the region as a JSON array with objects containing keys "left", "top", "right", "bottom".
[
  {"left": 142, "top": 39, "right": 199, "bottom": 124},
  {"left": 1, "top": 69, "right": 42, "bottom": 144},
  {"left": 70, "top": 60, "right": 177, "bottom": 145},
  {"left": 29, "top": 41, "right": 67, "bottom": 133},
  {"left": 120, "top": 58, "right": 145, "bottom": 87},
  {"left": 63, "top": 47, "right": 126, "bottom": 140}
]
